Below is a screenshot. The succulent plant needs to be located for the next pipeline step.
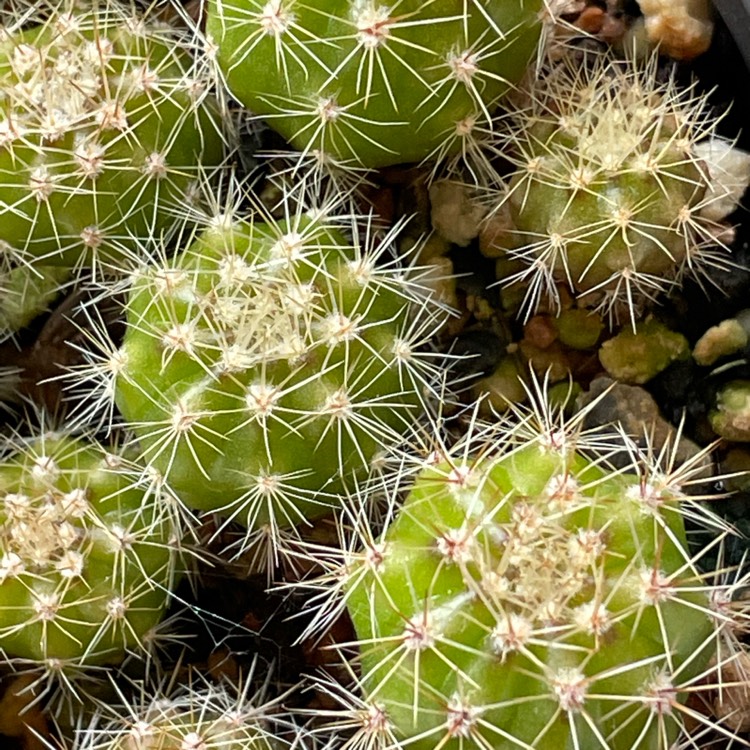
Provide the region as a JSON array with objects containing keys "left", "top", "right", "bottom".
[
  {"left": 71, "top": 187, "right": 450, "bottom": 560},
  {"left": 0, "top": 424, "right": 182, "bottom": 682},
  {"left": 206, "top": 0, "right": 543, "bottom": 169},
  {"left": 75, "top": 670, "right": 287, "bottom": 750},
  {"left": 486, "top": 52, "right": 735, "bottom": 326},
  {"left": 331, "top": 392, "right": 743, "bottom": 750},
  {"left": 0, "top": 264, "right": 72, "bottom": 341},
  {"left": 0, "top": 0, "right": 227, "bottom": 274}
]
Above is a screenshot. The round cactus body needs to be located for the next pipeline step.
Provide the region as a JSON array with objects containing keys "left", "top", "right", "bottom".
[
  {"left": 77, "top": 682, "right": 280, "bottom": 750},
  {"left": 345, "top": 420, "right": 721, "bottom": 749},
  {"left": 0, "top": 430, "right": 180, "bottom": 668},
  {"left": 206, "top": 0, "right": 542, "bottom": 168},
  {"left": 0, "top": 1, "right": 226, "bottom": 271},
  {"left": 113, "top": 210, "right": 444, "bottom": 535},
  {"left": 492, "top": 54, "right": 731, "bottom": 323}
]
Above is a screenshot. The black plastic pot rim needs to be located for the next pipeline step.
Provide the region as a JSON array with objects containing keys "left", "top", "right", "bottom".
[{"left": 712, "top": 0, "right": 750, "bottom": 71}]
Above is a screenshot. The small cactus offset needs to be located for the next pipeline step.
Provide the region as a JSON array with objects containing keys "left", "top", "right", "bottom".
[
  {"left": 0, "top": 424, "right": 181, "bottom": 677},
  {"left": 486, "top": 52, "right": 735, "bottom": 325},
  {"left": 337, "top": 395, "right": 743, "bottom": 749},
  {"left": 83, "top": 190, "right": 449, "bottom": 556},
  {"left": 206, "top": 0, "right": 543, "bottom": 169},
  {"left": 75, "top": 673, "right": 288, "bottom": 750},
  {"left": 0, "top": 0, "right": 227, "bottom": 273}
]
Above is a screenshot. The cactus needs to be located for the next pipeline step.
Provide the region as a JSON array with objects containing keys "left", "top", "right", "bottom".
[
  {"left": 74, "top": 671, "right": 288, "bottom": 750},
  {"left": 206, "top": 0, "right": 543, "bottom": 169},
  {"left": 487, "top": 52, "right": 735, "bottom": 326},
  {"left": 333, "top": 393, "right": 743, "bottom": 749},
  {"left": 71, "top": 188, "right": 450, "bottom": 560},
  {"left": 0, "top": 0, "right": 227, "bottom": 273},
  {"left": 0, "top": 264, "right": 72, "bottom": 341},
  {"left": 0, "top": 423, "right": 182, "bottom": 681}
]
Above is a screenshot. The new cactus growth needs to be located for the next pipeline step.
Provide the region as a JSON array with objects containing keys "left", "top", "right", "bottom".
[
  {"left": 0, "top": 0, "right": 226, "bottom": 272},
  {"left": 206, "top": 0, "right": 543, "bottom": 169},
  {"left": 338, "top": 397, "right": 740, "bottom": 749},
  {"left": 0, "top": 426, "right": 181, "bottom": 674},
  {"left": 90, "top": 195, "right": 448, "bottom": 555},
  {"left": 489, "top": 53, "right": 734, "bottom": 325},
  {"left": 76, "top": 675, "right": 285, "bottom": 750}
]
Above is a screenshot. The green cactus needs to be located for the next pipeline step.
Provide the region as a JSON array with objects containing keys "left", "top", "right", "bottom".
[
  {"left": 489, "top": 52, "right": 733, "bottom": 325},
  {"left": 0, "top": 264, "right": 72, "bottom": 340},
  {"left": 79, "top": 195, "right": 449, "bottom": 559},
  {"left": 338, "top": 397, "right": 738, "bottom": 749},
  {"left": 206, "top": 0, "right": 543, "bottom": 169},
  {"left": 75, "top": 675, "right": 284, "bottom": 750},
  {"left": 0, "top": 0, "right": 227, "bottom": 273},
  {"left": 0, "top": 425, "right": 181, "bottom": 674}
]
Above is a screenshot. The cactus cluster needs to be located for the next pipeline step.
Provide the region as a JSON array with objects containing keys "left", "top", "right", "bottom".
[
  {"left": 0, "top": 0, "right": 745, "bottom": 749},
  {"left": 206, "top": 0, "right": 543, "bottom": 169}
]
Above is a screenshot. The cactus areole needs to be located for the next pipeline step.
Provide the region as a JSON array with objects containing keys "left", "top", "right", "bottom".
[
  {"left": 206, "top": 0, "right": 542, "bottom": 167},
  {"left": 346, "top": 435, "right": 717, "bottom": 749}
]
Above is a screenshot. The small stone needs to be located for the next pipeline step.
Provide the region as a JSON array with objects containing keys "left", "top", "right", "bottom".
[
  {"left": 599, "top": 319, "right": 690, "bottom": 385},
  {"left": 710, "top": 380, "right": 750, "bottom": 442},
  {"left": 693, "top": 319, "right": 748, "bottom": 367},
  {"left": 637, "top": 0, "right": 713, "bottom": 60},
  {"left": 693, "top": 138, "right": 750, "bottom": 222},
  {"left": 430, "top": 181, "right": 487, "bottom": 247}
]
